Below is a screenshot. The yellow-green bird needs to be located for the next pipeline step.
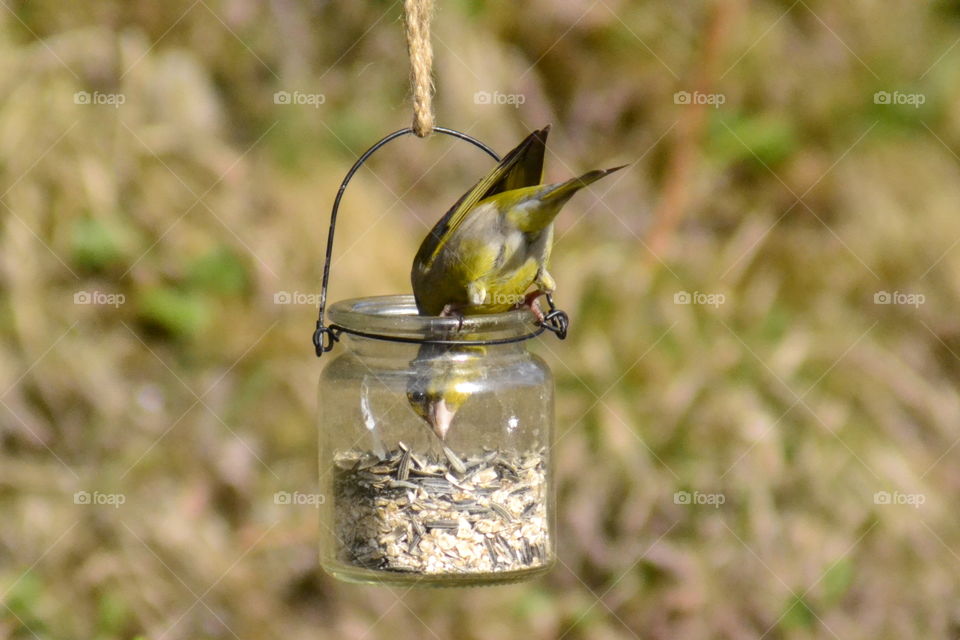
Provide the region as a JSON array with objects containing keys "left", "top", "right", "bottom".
[
  {"left": 411, "top": 125, "right": 625, "bottom": 318},
  {"left": 407, "top": 125, "right": 624, "bottom": 440},
  {"left": 406, "top": 342, "right": 484, "bottom": 441}
]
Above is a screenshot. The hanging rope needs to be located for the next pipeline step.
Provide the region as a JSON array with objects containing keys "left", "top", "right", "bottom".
[{"left": 403, "top": 0, "right": 435, "bottom": 137}]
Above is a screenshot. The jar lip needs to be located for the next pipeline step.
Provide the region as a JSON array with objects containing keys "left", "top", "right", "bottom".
[{"left": 327, "top": 295, "right": 539, "bottom": 341}]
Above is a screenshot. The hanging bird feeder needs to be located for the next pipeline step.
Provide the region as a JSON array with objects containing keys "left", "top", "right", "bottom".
[{"left": 314, "top": 1, "right": 572, "bottom": 587}]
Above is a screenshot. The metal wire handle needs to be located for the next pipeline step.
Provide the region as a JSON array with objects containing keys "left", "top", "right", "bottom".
[{"left": 313, "top": 126, "right": 569, "bottom": 357}]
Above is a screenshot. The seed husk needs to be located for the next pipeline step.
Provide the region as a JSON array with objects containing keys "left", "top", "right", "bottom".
[
  {"left": 442, "top": 445, "right": 467, "bottom": 475},
  {"left": 397, "top": 449, "right": 411, "bottom": 481},
  {"left": 333, "top": 446, "right": 548, "bottom": 575},
  {"left": 489, "top": 502, "right": 513, "bottom": 522}
]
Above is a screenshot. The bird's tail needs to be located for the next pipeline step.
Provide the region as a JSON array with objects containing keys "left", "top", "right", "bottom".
[
  {"left": 539, "top": 164, "right": 629, "bottom": 205},
  {"left": 507, "top": 164, "right": 627, "bottom": 233}
]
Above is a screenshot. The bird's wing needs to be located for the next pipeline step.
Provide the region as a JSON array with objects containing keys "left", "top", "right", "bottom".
[
  {"left": 485, "top": 126, "right": 547, "bottom": 194},
  {"left": 414, "top": 126, "right": 550, "bottom": 272}
]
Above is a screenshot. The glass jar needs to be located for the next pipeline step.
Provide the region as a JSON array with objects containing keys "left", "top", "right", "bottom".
[{"left": 318, "top": 295, "right": 555, "bottom": 586}]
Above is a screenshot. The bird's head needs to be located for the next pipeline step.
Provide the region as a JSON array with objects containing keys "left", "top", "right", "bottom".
[
  {"left": 407, "top": 345, "right": 483, "bottom": 440},
  {"left": 407, "top": 375, "right": 472, "bottom": 440}
]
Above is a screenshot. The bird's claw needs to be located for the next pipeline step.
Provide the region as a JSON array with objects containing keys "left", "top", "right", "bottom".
[
  {"left": 516, "top": 290, "right": 548, "bottom": 323},
  {"left": 440, "top": 304, "right": 466, "bottom": 332},
  {"left": 522, "top": 292, "right": 568, "bottom": 339}
]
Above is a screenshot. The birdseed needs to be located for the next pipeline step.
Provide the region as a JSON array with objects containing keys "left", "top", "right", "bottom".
[{"left": 332, "top": 444, "right": 549, "bottom": 575}]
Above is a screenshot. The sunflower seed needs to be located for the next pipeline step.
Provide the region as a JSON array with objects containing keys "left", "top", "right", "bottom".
[
  {"left": 489, "top": 502, "right": 513, "bottom": 522},
  {"left": 397, "top": 449, "right": 411, "bottom": 481},
  {"left": 333, "top": 446, "right": 548, "bottom": 575},
  {"left": 442, "top": 445, "right": 467, "bottom": 475}
]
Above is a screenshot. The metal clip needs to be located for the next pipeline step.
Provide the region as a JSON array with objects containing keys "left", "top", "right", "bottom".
[
  {"left": 539, "top": 294, "right": 569, "bottom": 340},
  {"left": 313, "top": 323, "right": 341, "bottom": 357}
]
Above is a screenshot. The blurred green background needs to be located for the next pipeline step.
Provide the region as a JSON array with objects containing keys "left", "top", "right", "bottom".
[{"left": 2, "top": 0, "right": 960, "bottom": 638}]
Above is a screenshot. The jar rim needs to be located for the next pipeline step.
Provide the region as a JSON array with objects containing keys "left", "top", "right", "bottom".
[{"left": 327, "top": 295, "right": 540, "bottom": 342}]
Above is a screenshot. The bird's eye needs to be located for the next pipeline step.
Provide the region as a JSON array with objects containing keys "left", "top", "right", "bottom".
[{"left": 410, "top": 391, "right": 425, "bottom": 402}]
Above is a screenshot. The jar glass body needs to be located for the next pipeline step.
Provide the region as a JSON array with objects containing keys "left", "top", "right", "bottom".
[{"left": 318, "top": 296, "right": 555, "bottom": 586}]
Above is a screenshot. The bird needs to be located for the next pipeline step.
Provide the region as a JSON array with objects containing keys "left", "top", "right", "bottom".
[
  {"left": 411, "top": 125, "right": 625, "bottom": 319},
  {"left": 406, "top": 341, "right": 484, "bottom": 441},
  {"left": 407, "top": 125, "right": 625, "bottom": 440}
]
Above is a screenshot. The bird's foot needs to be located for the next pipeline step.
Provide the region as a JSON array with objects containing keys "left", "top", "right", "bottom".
[
  {"left": 516, "top": 290, "right": 548, "bottom": 323},
  {"left": 439, "top": 304, "right": 466, "bottom": 332}
]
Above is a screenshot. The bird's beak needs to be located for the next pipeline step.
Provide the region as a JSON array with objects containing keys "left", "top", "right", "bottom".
[{"left": 429, "top": 398, "right": 455, "bottom": 440}]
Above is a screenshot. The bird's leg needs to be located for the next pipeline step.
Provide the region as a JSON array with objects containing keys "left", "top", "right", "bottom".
[
  {"left": 439, "top": 303, "right": 466, "bottom": 332},
  {"left": 523, "top": 267, "right": 558, "bottom": 323},
  {"left": 516, "top": 289, "right": 548, "bottom": 323}
]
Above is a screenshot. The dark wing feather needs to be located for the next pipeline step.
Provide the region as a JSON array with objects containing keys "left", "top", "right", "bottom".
[{"left": 414, "top": 126, "right": 550, "bottom": 272}]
